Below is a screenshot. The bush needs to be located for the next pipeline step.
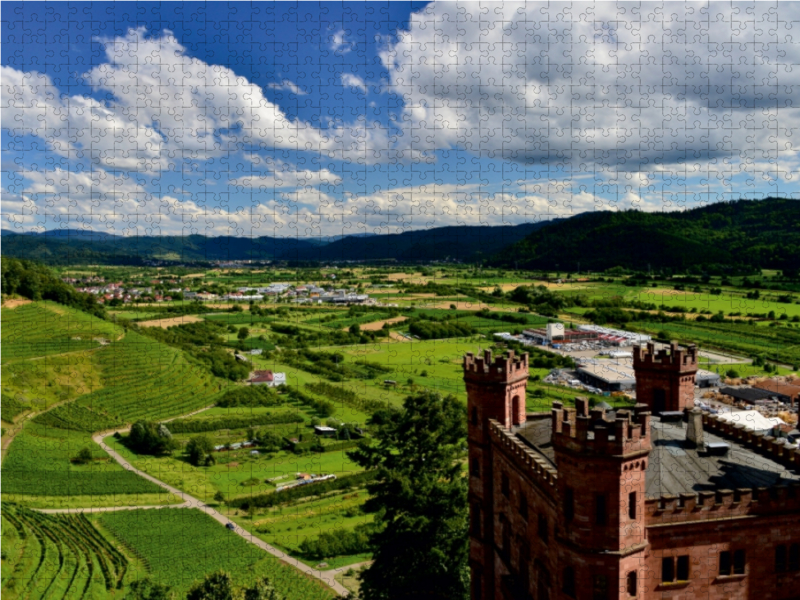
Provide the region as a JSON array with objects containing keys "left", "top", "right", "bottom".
[
  {"left": 127, "top": 421, "right": 178, "bottom": 455},
  {"left": 72, "top": 447, "right": 94, "bottom": 465},
  {"left": 725, "top": 369, "right": 740, "bottom": 379}
]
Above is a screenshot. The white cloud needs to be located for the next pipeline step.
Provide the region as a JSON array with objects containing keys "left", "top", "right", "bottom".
[
  {"left": 267, "top": 80, "right": 307, "bottom": 95},
  {"left": 381, "top": 1, "right": 800, "bottom": 176},
  {"left": 330, "top": 29, "right": 353, "bottom": 54},
  {"left": 341, "top": 73, "right": 368, "bottom": 94}
]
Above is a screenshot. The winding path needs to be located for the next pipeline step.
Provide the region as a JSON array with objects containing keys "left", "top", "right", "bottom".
[{"left": 91, "top": 428, "right": 351, "bottom": 597}]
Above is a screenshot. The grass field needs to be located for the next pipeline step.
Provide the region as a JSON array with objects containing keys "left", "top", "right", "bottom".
[
  {"left": 99, "top": 508, "right": 335, "bottom": 599},
  {"left": 1, "top": 503, "right": 136, "bottom": 600}
]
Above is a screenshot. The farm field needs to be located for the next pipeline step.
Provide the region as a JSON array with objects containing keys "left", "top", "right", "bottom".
[
  {"left": 98, "top": 508, "right": 335, "bottom": 599},
  {"left": 1, "top": 503, "right": 139, "bottom": 600}
]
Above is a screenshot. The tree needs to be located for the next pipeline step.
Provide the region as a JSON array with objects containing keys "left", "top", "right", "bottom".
[
  {"left": 243, "top": 577, "right": 284, "bottom": 600},
  {"left": 128, "top": 421, "right": 178, "bottom": 455},
  {"left": 349, "top": 323, "right": 361, "bottom": 336},
  {"left": 725, "top": 369, "right": 740, "bottom": 379},
  {"left": 347, "top": 390, "right": 469, "bottom": 600},
  {"left": 213, "top": 491, "right": 226, "bottom": 505},
  {"left": 125, "top": 579, "right": 172, "bottom": 600},
  {"left": 186, "top": 435, "right": 215, "bottom": 467},
  {"left": 186, "top": 571, "right": 236, "bottom": 600},
  {"left": 238, "top": 327, "right": 250, "bottom": 340},
  {"left": 72, "top": 447, "right": 94, "bottom": 465}
]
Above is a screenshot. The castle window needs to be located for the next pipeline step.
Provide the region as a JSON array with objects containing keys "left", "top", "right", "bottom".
[
  {"left": 776, "top": 545, "right": 787, "bottom": 573},
  {"left": 472, "top": 569, "right": 482, "bottom": 600},
  {"left": 501, "top": 473, "right": 510, "bottom": 498},
  {"left": 790, "top": 544, "right": 800, "bottom": 571},
  {"left": 471, "top": 457, "right": 480, "bottom": 478},
  {"left": 661, "top": 557, "right": 675, "bottom": 583},
  {"left": 629, "top": 491, "right": 637, "bottom": 519},
  {"left": 595, "top": 494, "right": 607, "bottom": 526},
  {"left": 676, "top": 555, "right": 690, "bottom": 581},
  {"left": 519, "top": 494, "right": 528, "bottom": 520},
  {"left": 500, "top": 515, "right": 511, "bottom": 562},
  {"left": 564, "top": 487, "right": 574, "bottom": 522},
  {"left": 592, "top": 574, "right": 608, "bottom": 600},
  {"left": 471, "top": 406, "right": 478, "bottom": 426},
  {"left": 733, "top": 550, "right": 746, "bottom": 575},
  {"left": 562, "top": 566, "right": 576, "bottom": 598},
  {"left": 471, "top": 504, "right": 481, "bottom": 537},
  {"left": 719, "top": 551, "right": 732, "bottom": 576},
  {"left": 626, "top": 571, "right": 637, "bottom": 596},
  {"left": 538, "top": 515, "right": 548, "bottom": 543}
]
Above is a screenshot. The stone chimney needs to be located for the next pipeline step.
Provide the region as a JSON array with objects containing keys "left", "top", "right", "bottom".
[{"left": 686, "top": 409, "right": 704, "bottom": 448}]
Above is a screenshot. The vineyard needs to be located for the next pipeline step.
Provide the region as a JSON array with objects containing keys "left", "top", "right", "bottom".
[
  {"left": 74, "top": 331, "right": 227, "bottom": 422},
  {"left": 2, "top": 423, "right": 165, "bottom": 498},
  {"left": 1, "top": 503, "right": 131, "bottom": 600},
  {"left": 99, "top": 509, "right": 334, "bottom": 599},
  {"left": 1, "top": 302, "right": 120, "bottom": 363}
]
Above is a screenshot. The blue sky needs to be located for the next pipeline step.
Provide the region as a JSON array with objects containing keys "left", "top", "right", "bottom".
[{"left": 2, "top": 2, "right": 799, "bottom": 237}]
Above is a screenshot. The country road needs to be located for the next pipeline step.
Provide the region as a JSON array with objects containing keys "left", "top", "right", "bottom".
[{"left": 91, "top": 428, "right": 351, "bottom": 597}]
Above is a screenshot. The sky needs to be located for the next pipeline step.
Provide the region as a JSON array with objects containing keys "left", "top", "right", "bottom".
[{"left": 2, "top": 1, "right": 799, "bottom": 238}]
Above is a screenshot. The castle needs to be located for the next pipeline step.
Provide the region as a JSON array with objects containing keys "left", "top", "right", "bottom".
[{"left": 465, "top": 343, "right": 800, "bottom": 600}]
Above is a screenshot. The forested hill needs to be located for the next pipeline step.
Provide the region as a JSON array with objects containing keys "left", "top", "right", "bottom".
[{"left": 491, "top": 198, "right": 800, "bottom": 273}]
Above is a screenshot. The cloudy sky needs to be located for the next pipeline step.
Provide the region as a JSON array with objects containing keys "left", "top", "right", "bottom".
[{"left": 2, "top": 1, "right": 799, "bottom": 237}]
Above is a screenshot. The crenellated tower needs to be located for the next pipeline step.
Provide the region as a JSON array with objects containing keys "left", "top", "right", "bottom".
[
  {"left": 464, "top": 349, "right": 529, "bottom": 600},
  {"left": 552, "top": 398, "right": 652, "bottom": 598},
  {"left": 633, "top": 341, "right": 698, "bottom": 413}
]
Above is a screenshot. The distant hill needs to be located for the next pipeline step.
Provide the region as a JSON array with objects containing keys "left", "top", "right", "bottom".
[
  {"left": 0, "top": 222, "right": 553, "bottom": 265},
  {"left": 492, "top": 198, "right": 800, "bottom": 272}
]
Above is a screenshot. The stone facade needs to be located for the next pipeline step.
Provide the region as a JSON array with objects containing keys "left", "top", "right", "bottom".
[
  {"left": 632, "top": 341, "right": 698, "bottom": 413},
  {"left": 466, "top": 349, "right": 800, "bottom": 600}
]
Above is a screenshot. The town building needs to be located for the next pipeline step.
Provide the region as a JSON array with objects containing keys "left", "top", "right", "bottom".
[
  {"left": 466, "top": 343, "right": 800, "bottom": 600},
  {"left": 753, "top": 379, "right": 800, "bottom": 407},
  {"left": 248, "top": 370, "right": 286, "bottom": 387}
]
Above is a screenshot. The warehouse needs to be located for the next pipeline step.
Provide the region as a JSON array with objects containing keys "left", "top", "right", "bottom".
[
  {"left": 753, "top": 379, "right": 800, "bottom": 406},
  {"left": 576, "top": 360, "right": 637, "bottom": 392}
]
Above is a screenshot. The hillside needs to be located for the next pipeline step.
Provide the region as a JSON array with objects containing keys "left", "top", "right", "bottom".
[{"left": 492, "top": 198, "right": 800, "bottom": 272}]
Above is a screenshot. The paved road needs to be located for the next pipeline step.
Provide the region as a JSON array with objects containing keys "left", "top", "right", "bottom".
[{"left": 92, "top": 429, "right": 350, "bottom": 597}]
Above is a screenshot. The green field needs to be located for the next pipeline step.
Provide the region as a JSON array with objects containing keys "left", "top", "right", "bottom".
[
  {"left": 1, "top": 503, "right": 136, "bottom": 600},
  {"left": 1, "top": 302, "right": 120, "bottom": 362},
  {"left": 99, "top": 508, "right": 335, "bottom": 599}
]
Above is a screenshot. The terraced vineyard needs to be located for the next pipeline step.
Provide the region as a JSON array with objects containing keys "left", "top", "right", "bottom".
[
  {"left": 99, "top": 509, "right": 334, "bottom": 599},
  {"left": 1, "top": 503, "right": 131, "bottom": 600},
  {"left": 1, "top": 302, "right": 120, "bottom": 362},
  {"left": 74, "top": 331, "right": 226, "bottom": 422}
]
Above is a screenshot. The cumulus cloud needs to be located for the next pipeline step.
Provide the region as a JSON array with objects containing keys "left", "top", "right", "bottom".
[
  {"left": 341, "top": 73, "right": 368, "bottom": 93},
  {"left": 2, "top": 28, "right": 394, "bottom": 171},
  {"left": 330, "top": 29, "right": 354, "bottom": 54},
  {"left": 381, "top": 1, "right": 800, "bottom": 174}
]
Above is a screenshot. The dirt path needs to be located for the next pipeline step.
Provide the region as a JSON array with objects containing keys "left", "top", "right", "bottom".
[
  {"left": 91, "top": 428, "right": 350, "bottom": 596},
  {"left": 137, "top": 315, "right": 204, "bottom": 328}
]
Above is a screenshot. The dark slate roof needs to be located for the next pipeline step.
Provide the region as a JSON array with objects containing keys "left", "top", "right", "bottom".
[{"left": 719, "top": 386, "right": 774, "bottom": 403}]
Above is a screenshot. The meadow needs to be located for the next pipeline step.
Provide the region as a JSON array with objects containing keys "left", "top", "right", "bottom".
[{"left": 99, "top": 508, "right": 335, "bottom": 599}]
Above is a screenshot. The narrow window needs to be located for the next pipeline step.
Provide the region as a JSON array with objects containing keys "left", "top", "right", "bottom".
[
  {"left": 501, "top": 473, "right": 510, "bottom": 497},
  {"left": 790, "top": 544, "right": 800, "bottom": 571},
  {"left": 471, "top": 457, "right": 480, "bottom": 478},
  {"left": 519, "top": 494, "right": 528, "bottom": 520},
  {"left": 629, "top": 491, "right": 637, "bottom": 519},
  {"left": 596, "top": 494, "right": 607, "bottom": 526},
  {"left": 471, "top": 504, "right": 481, "bottom": 537},
  {"left": 592, "top": 574, "right": 608, "bottom": 600},
  {"left": 676, "top": 555, "right": 690, "bottom": 581},
  {"left": 501, "top": 515, "right": 511, "bottom": 562},
  {"left": 562, "top": 566, "right": 576, "bottom": 598},
  {"left": 471, "top": 406, "right": 478, "bottom": 426},
  {"left": 626, "top": 571, "right": 637, "bottom": 596},
  {"left": 733, "top": 549, "right": 746, "bottom": 575},
  {"left": 538, "top": 514, "right": 548, "bottom": 543},
  {"left": 719, "top": 551, "right": 731, "bottom": 576},
  {"left": 776, "top": 545, "right": 787, "bottom": 573},
  {"left": 662, "top": 557, "right": 674, "bottom": 583},
  {"left": 472, "top": 569, "right": 482, "bottom": 600},
  {"left": 564, "top": 487, "right": 574, "bottom": 522}
]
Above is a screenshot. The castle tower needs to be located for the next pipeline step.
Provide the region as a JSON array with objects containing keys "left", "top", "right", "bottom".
[
  {"left": 552, "top": 399, "right": 652, "bottom": 598},
  {"left": 633, "top": 341, "right": 698, "bottom": 413},
  {"left": 464, "top": 349, "right": 529, "bottom": 600}
]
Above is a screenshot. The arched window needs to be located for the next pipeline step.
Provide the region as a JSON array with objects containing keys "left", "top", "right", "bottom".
[
  {"left": 626, "top": 571, "right": 637, "bottom": 596},
  {"left": 562, "top": 566, "right": 576, "bottom": 598},
  {"left": 512, "top": 395, "right": 522, "bottom": 424}
]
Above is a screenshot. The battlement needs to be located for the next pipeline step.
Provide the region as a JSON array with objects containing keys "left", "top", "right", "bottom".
[
  {"left": 488, "top": 418, "right": 558, "bottom": 492},
  {"left": 463, "top": 349, "right": 529, "bottom": 383},
  {"left": 633, "top": 341, "right": 698, "bottom": 373},
  {"left": 645, "top": 483, "right": 800, "bottom": 526},
  {"left": 551, "top": 398, "right": 651, "bottom": 457}
]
